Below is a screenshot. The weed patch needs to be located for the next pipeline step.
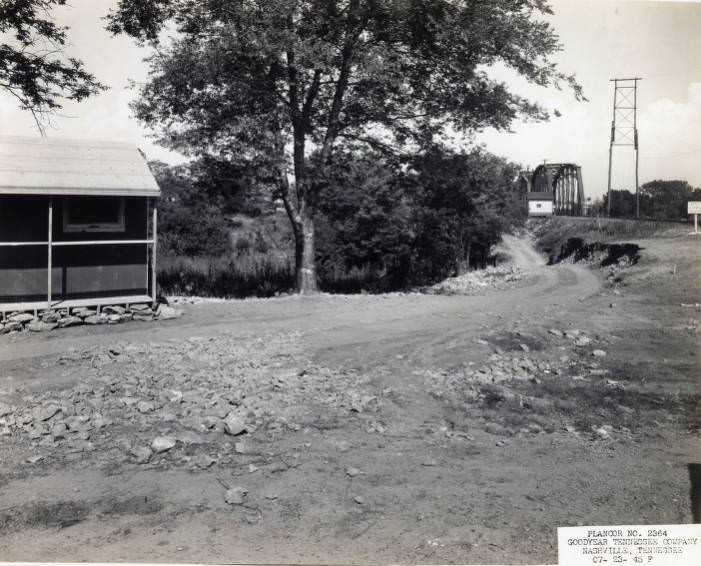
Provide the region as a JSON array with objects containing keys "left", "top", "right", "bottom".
[
  {"left": 473, "top": 374, "right": 700, "bottom": 437},
  {"left": 0, "top": 500, "right": 90, "bottom": 532},
  {"left": 158, "top": 254, "right": 294, "bottom": 298}
]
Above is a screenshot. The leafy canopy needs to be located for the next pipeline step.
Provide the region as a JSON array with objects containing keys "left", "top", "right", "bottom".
[
  {"left": 603, "top": 180, "right": 701, "bottom": 220},
  {"left": 106, "top": 0, "right": 584, "bottom": 164},
  {"left": 0, "top": 0, "right": 105, "bottom": 131},
  {"left": 314, "top": 145, "right": 525, "bottom": 291},
  {"left": 108, "top": 0, "right": 582, "bottom": 292}
]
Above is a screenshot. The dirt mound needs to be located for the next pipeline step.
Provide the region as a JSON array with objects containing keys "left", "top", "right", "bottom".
[
  {"left": 549, "top": 237, "right": 641, "bottom": 267},
  {"left": 423, "top": 265, "right": 527, "bottom": 295}
]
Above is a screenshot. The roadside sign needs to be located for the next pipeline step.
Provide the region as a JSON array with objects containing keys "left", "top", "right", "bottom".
[
  {"left": 689, "top": 202, "right": 701, "bottom": 234},
  {"left": 688, "top": 201, "right": 701, "bottom": 215}
]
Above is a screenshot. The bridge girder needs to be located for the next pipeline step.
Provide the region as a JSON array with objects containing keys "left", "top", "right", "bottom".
[{"left": 526, "top": 163, "right": 585, "bottom": 216}]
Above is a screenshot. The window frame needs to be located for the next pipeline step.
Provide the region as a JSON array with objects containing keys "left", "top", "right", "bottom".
[{"left": 62, "top": 196, "right": 126, "bottom": 234}]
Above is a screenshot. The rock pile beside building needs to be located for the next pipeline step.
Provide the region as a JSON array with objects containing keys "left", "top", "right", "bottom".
[{"left": 0, "top": 303, "right": 182, "bottom": 335}]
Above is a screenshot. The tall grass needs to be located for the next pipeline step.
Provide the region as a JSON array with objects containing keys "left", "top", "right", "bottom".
[
  {"left": 158, "top": 253, "right": 294, "bottom": 298},
  {"left": 318, "top": 264, "right": 389, "bottom": 294},
  {"left": 159, "top": 255, "right": 410, "bottom": 297},
  {"left": 538, "top": 216, "right": 688, "bottom": 240}
]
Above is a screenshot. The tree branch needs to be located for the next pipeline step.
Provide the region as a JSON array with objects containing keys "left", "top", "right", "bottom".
[
  {"left": 301, "top": 68, "right": 322, "bottom": 122},
  {"left": 319, "top": 0, "right": 370, "bottom": 164}
]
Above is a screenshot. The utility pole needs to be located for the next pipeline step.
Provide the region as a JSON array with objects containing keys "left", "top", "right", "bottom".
[{"left": 607, "top": 78, "right": 641, "bottom": 217}]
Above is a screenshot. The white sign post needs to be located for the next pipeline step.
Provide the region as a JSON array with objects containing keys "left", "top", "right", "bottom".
[{"left": 688, "top": 202, "right": 701, "bottom": 234}]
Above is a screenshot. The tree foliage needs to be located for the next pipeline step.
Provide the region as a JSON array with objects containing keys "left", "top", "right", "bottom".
[
  {"left": 149, "top": 161, "right": 233, "bottom": 256},
  {"left": 599, "top": 181, "right": 701, "bottom": 220},
  {"left": 0, "top": 0, "right": 105, "bottom": 131},
  {"left": 314, "top": 145, "right": 524, "bottom": 292},
  {"left": 414, "top": 147, "right": 524, "bottom": 263},
  {"left": 406, "top": 146, "right": 524, "bottom": 283},
  {"left": 107, "top": 0, "right": 582, "bottom": 291},
  {"left": 313, "top": 150, "right": 413, "bottom": 290}
]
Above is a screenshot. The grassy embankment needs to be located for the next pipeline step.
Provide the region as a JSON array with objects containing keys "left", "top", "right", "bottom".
[{"left": 532, "top": 216, "right": 691, "bottom": 264}]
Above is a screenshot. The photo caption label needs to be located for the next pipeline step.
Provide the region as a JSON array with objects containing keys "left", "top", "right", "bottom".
[{"left": 558, "top": 524, "right": 701, "bottom": 566}]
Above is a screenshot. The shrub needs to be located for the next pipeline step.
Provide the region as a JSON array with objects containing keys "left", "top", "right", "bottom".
[{"left": 159, "top": 204, "right": 232, "bottom": 257}]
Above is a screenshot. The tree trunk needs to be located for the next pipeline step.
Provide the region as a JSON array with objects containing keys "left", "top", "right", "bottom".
[
  {"left": 456, "top": 256, "right": 469, "bottom": 276},
  {"left": 279, "top": 191, "right": 318, "bottom": 295},
  {"left": 273, "top": 126, "right": 318, "bottom": 294},
  {"left": 295, "top": 210, "right": 317, "bottom": 293}
]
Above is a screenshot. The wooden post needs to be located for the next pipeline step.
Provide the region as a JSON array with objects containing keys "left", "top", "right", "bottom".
[
  {"left": 47, "top": 197, "right": 53, "bottom": 309},
  {"left": 634, "top": 79, "right": 640, "bottom": 219},
  {"left": 145, "top": 197, "right": 150, "bottom": 300},
  {"left": 151, "top": 205, "right": 157, "bottom": 309}
]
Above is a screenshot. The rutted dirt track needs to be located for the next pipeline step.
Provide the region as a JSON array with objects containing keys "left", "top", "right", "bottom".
[{"left": 0, "top": 233, "right": 699, "bottom": 564}]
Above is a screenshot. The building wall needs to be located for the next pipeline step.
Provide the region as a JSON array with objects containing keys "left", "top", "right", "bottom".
[
  {"left": 0, "top": 196, "right": 150, "bottom": 302},
  {"left": 528, "top": 200, "right": 554, "bottom": 216}
]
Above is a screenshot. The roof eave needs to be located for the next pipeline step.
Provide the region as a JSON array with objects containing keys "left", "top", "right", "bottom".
[{"left": 0, "top": 187, "right": 161, "bottom": 197}]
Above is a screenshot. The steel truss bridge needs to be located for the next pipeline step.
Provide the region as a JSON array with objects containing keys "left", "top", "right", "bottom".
[{"left": 519, "top": 163, "right": 585, "bottom": 216}]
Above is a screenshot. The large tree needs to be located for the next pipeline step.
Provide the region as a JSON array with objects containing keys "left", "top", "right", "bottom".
[
  {"left": 602, "top": 181, "right": 701, "bottom": 219},
  {"left": 0, "top": 0, "right": 105, "bottom": 132},
  {"left": 641, "top": 180, "right": 701, "bottom": 220},
  {"left": 107, "top": 0, "right": 583, "bottom": 292}
]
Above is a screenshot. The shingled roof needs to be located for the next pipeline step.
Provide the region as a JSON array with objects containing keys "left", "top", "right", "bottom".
[{"left": 0, "top": 136, "right": 160, "bottom": 197}]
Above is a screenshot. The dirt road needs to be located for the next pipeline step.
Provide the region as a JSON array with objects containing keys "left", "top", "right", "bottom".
[{"left": 0, "top": 232, "right": 698, "bottom": 564}]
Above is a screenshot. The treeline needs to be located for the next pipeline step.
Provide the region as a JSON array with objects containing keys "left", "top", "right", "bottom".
[
  {"left": 154, "top": 145, "right": 526, "bottom": 297},
  {"left": 593, "top": 180, "right": 701, "bottom": 220}
]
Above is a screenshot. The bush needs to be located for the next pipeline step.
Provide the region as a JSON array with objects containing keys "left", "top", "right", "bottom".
[
  {"left": 149, "top": 162, "right": 234, "bottom": 256},
  {"left": 159, "top": 203, "right": 232, "bottom": 257},
  {"left": 314, "top": 146, "right": 525, "bottom": 292}
]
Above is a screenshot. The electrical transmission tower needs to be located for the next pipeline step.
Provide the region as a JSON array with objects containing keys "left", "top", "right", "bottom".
[{"left": 607, "top": 78, "right": 641, "bottom": 217}]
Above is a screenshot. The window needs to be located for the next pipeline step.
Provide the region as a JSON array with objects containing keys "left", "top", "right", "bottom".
[
  {"left": 63, "top": 196, "right": 125, "bottom": 233},
  {"left": 536, "top": 203, "right": 542, "bottom": 209}
]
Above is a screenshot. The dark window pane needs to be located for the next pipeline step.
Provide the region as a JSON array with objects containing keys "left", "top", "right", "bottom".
[{"left": 65, "top": 197, "right": 121, "bottom": 225}]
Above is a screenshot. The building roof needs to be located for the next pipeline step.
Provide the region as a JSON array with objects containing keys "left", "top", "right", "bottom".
[
  {"left": 527, "top": 191, "right": 554, "bottom": 201},
  {"left": 0, "top": 136, "right": 161, "bottom": 197}
]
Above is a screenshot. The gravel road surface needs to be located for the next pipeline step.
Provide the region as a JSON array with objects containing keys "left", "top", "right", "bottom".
[{"left": 0, "top": 233, "right": 698, "bottom": 564}]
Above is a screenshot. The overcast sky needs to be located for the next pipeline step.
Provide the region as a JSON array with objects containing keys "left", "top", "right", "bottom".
[{"left": 1, "top": 0, "right": 700, "bottom": 199}]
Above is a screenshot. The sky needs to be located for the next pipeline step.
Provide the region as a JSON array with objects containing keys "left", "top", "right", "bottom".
[{"left": 1, "top": 0, "right": 700, "bottom": 200}]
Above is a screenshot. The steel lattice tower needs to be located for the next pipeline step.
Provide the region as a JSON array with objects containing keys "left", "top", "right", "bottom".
[{"left": 607, "top": 78, "right": 641, "bottom": 217}]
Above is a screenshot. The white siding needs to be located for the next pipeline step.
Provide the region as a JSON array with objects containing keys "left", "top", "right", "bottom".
[{"left": 528, "top": 200, "right": 553, "bottom": 216}]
